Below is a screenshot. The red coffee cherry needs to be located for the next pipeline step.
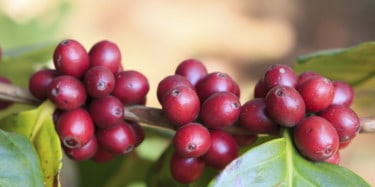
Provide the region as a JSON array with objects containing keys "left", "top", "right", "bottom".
[
  {"left": 175, "top": 58, "right": 208, "bottom": 87},
  {"left": 127, "top": 120, "right": 145, "bottom": 147},
  {"left": 63, "top": 136, "right": 98, "bottom": 161},
  {"left": 157, "top": 75, "right": 194, "bottom": 103},
  {"left": 170, "top": 151, "right": 205, "bottom": 184},
  {"left": 297, "top": 76, "right": 334, "bottom": 112},
  {"left": 96, "top": 121, "right": 136, "bottom": 154},
  {"left": 200, "top": 92, "right": 240, "bottom": 129},
  {"left": 53, "top": 39, "right": 89, "bottom": 78},
  {"left": 89, "top": 40, "right": 121, "bottom": 74},
  {"left": 203, "top": 130, "right": 238, "bottom": 170},
  {"left": 56, "top": 108, "right": 95, "bottom": 149},
  {"left": 253, "top": 78, "right": 267, "bottom": 98},
  {"left": 324, "top": 151, "right": 340, "bottom": 165},
  {"left": 319, "top": 105, "right": 360, "bottom": 142},
  {"left": 196, "top": 72, "right": 235, "bottom": 102},
  {"left": 47, "top": 75, "right": 87, "bottom": 110},
  {"left": 232, "top": 134, "right": 258, "bottom": 147},
  {"left": 265, "top": 86, "right": 305, "bottom": 127},
  {"left": 297, "top": 71, "right": 320, "bottom": 87},
  {"left": 331, "top": 81, "right": 354, "bottom": 107},
  {"left": 84, "top": 66, "right": 115, "bottom": 98},
  {"left": 29, "top": 69, "right": 59, "bottom": 100},
  {"left": 0, "top": 76, "right": 14, "bottom": 110},
  {"left": 293, "top": 116, "right": 339, "bottom": 161},
  {"left": 89, "top": 95, "right": 124, "bottom": 128},
  {"left": 264, "top": 64, "right": 297, "bottom": 90},
  {"left": 92, "top": 145, "right": 117, "bottom": 163},
  {"left": 112, "top": 70, "right": 149, "bottom": 105},
  {"left": 239, "top": 98, "right": 279, "bottom": 134},
  {"left": 161, "top": 86, "right": 200, "bottom": 126},
  {"left": 173, "top": 123, "right": 211, "bottom": 158}
]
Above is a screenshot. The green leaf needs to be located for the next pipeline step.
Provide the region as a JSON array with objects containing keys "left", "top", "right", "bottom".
[
  {"left": 294, "top": 41, "right": 375, "bottom": 87},
  {"left": 209, "top": 129, "right": 370, "bottom": 187},
  {"left": 147, "top": 144, "right": 218, "bottom": 187},
  {"left": 0, "top": 100, "right": 62, "bottom": 187},
  {"left": 0, "top": 129, "right": 44, "bottom": 187}
]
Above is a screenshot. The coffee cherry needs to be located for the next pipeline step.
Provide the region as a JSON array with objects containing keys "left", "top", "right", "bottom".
[
  {"left": 92, "top": 145, "right": 117, "bottom": 163},
  {"left": 232, "top": 134, "right": 258, "bottom": 147},
  {"left": 89, "top": 95, "right": 124, "bottom": 128},
  {"left": 239, "top": 98, "right": 279, "bottom": 134},
  {"left": 84, "top": 66, "right": 115, "bottom": 98},
  {"left": 47, "top": 75, "right": 87, "bottom": 110},
  {"left": 173, "top": 123, "right": 211, "bottom": 158},
  {"left": 89, "top": 40, "right": 121, "bottom": 74},
  {"left": 200, "top": 92, "right": 240, "bottom": 129},
  {"left": 112, "top": 70, "right": 149, "bottom": 105},
  {"left": 96, "top": 121, "right": 136, "bottom": 154},
  {"left": 253, "top": 78, "right": 267, "bottom": 98},
  {"left": 231, "top": 80, "right": 241, "bottom": 98},
  {"left": 175, "top": 58, "right": 208, "bottom": 87},
  {"left": 324, "top": 151, "right": 340, "bottom": 165},
  {"left": 297, "top": 71, "right": 320, "bottom": 87},
  {"left": 204, "top": 130, "right": 238, "bottom": 170},
  {"left": 339, "top": 140, "right": 351, "bottom": 150},
  {"left": 29, "top": 69, "right": 59, "bottom": 100},
  {"left": 0, "top": 76, "right": 14, "bottom": 110},
  {"left": 293, "top": 116, "right": 339, "bottom": 161},
  {"left": 53, "top": 39, "right": 89, "bottom": 78},
  {"left": 196, "top": 72, "right": 235, "bottom": 102},
  {"left": 170, "top": 152, "right": 205, "bottom": 184},
  {"left": 56, "top": 108, "right": 95, "bottom": 149},
  {"left": 161, "top": 86, "right": 200, "bottom": 126},
  {"left": 157, "top": 75, "right": 194, "bottom": 103},
  {"left": 63, "top": 136, "right": 98, "bottom": 161},
  {"left": 265, "top": 86, "right": 305, "bottom": 127},
  {"left": 127, "top": 120, "right": 145, "bottom": 147},
  {"left": 319, "top": 105, "right": 360, "bottom": 142},
  {"left": 297, "top": 76, "right": 334, "bottom": 112},
  {"left": 331, "top": 81, "right": 354, "bottom": 107},
  {"left": 264, "top": 64, "right": 297, "bottom": 90}
]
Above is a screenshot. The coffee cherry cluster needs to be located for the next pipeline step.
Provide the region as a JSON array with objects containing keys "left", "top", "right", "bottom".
[
  {"left": 157, "top": 59, "right": 253, "bottom": 183},
  {"left": 28, "top": 39, "right": 148, "bottom": 162},
  {"left": 251, "top": 64, "right": 359, "bottom": 164}
]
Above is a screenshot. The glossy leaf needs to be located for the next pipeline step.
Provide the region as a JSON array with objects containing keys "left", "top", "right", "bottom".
[
  {"left": 294, "top": 41, "right": 375, "bottom": 87},
  {"left": 209, "top": 129, "right": 370, "bottom": 187},
  {"left": 0, "top": 129, "right": 44, "bottom": 187},
  {"left": 0, "top": 100, "right": 62, "bottom": 187}
]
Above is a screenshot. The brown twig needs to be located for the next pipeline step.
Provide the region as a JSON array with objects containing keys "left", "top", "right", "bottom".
[{"left": 1, "top": 82, "right": 375, "bottom": 134}]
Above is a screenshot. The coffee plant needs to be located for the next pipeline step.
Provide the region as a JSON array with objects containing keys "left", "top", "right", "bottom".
[{"left": 0, "top": 40, "right": 374, "bottom": 187}]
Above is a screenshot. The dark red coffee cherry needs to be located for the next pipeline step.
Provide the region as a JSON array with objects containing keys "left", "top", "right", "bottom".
[
  {"left": 253, "top": 78, "right": 267, "bottom": 98},
  {"left": 203, "top": 130, "right": 238, "bottom": 170},
  {"left": 175, "top": 58, "right": 208, "bottom": 87},
  {"left": 200, "top": 92, "right": 240, "bottom": 129},
  {"left": 112, "top": 70, "right": 149, "bottom": 105},
  {"left": 265, "top": 86, "right": 305, "bottom": 127},
  {"left": 231, "top": 80, "right": 241, "bottom": 98},
  {"left": 264, "top": 64, "right": 297, "bottom": 90},
  {"left": 319, "top": 105, "right": 360, "bottom": 142},
  {"left": 96, "top": 121, "right": 136, "bottom": 154},
  {"left": 29, "top": 69, "right": 59, "bottom": 100},
  {"left": 63, "top": 136, "right": 98, "bottom": 161},
  {"left": 239, "top": 98, "right": 279, "bottom": 134},
  {"left": 56, "top": 108, "right": 95, "bottom": 149},
  {"left": 89, "top": 40, "right": 121, "bottom": 74},
  {"left": 0, "top": 76, "right": 14, "bottom": 110},
  {"left": 84, "top": 66, "right": 115, "bottom": 98},
  {"left": 232, "top": 134, "right": 258, "bottom": 147},
  {"left": 293, "top": 116, "right": 339, "bottom": 161},
  {"left": 324, "top": 151, "right": 340, "bottom": 165},
  {"left": 331, "top": 81, "right": 354, "bottom": 107},
  {"left": 196, "top": 72, "right": 235, "bottom": 102},
  {"left": 47, "top": 75, "right": 87, "bottom": 110},
  {"left": 170, "top": 151, "right": 205, "bottom": 184},
  {"left": 297, "top": 76, "right": 334, "bottom": 112},
  {"left": 53, "top": 39, "right": 89, "bottom": 78},
  {"left": 92, "top": 145, "right": 117, "bottom": 163},
  {"left": 157, "top": 75, "right": 194, "bottom": 103},
  {"left": 161, "top": 86, "right": 200, "bottom": 126},
  {"left": 127, "top": 120, "right": 145, "bottom": 147},
  {"left": 297, "top": 71, "right": 320, "bottom": 86},
  {"left": 173, "top": 122, "right": 211, "bottom": 158},
  {"left": 89, "top": 95, "right": 124, "bottom": 128}
]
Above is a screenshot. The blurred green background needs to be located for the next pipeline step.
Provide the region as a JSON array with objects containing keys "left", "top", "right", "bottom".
[{"left": 1, "top": 0, "right": 375, "bottom": 186}]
